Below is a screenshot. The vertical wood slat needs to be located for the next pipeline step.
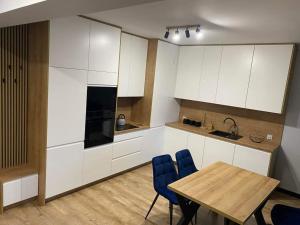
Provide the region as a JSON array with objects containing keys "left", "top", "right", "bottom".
[{"left": 0, "top": 25, "right": 28, "bottom": 170}]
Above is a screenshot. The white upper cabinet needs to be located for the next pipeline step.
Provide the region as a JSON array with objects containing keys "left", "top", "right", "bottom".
[
  {"left": 175, "top": 46, "right": 205, "bottom": 100},
  {"left": 199, "top": 46, "right": 223, "bottom": 103},
  {"left": 216, "top": 45, "right": 254, "bottom": 108},
  {"left": 47, "top": 67, "right": 87, "bottom": 147},
  {"left": 50, "top": 17, "right": 90, "bottom": 70},
  {"left": 202, "top": 137, "right": 236, "bottom": 168},
  {"left": 88, "top": 20, "right": 121, "bottom": 73},
  {"left": 246, "top": 45, "right": 294, "bottom": 113},
  {"left": 118, "top": 33, "right": 148, "bottom": 97}
]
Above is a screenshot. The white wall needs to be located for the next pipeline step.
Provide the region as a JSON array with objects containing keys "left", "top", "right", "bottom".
[{"left": 274, "top": 44, "right": 300, "bottom": 194}]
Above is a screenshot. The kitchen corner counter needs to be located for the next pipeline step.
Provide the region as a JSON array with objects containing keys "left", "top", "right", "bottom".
[
  {"left": 166, "top": 122, "right": 279, "bottom": 153},
  {"left": 114, "top": 122, "right": 149, "bottom": 135}
]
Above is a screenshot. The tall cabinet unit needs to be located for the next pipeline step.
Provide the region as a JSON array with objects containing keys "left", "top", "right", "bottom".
[
  {"left": 150, "top": 41, "right": 180, "bottom": 128},
  {"left": 46, "top": 16, "right": 121, "bottom": 199},
  {"left": 118, "top": 33, "right": 148, "bottom": 97}
]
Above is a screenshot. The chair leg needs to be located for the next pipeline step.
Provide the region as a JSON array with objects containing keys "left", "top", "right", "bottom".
[
  {"left": 194, "top": 210, "right": 198, "bottom": 224},
  {"left": 145, "top": 193, "right": 159, "bottom": 220},
  {"left": 169, "top": 202, "right": 173, "bottom": 225}
]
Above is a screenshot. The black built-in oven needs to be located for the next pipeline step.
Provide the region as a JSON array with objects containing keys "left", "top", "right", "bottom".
[{"left": 84, "top": 86, "right": 117, "bottom": 149}]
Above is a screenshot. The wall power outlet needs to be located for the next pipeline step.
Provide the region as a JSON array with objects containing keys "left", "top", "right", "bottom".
[{"left": 267, "top": 134, "right": 273, "bottom": 141}]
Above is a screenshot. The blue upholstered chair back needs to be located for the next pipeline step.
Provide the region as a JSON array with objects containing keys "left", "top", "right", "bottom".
[
  {"left": 152, "top": 155, "right": 178, "bottom": 197},
  {"left": 176, "top": 149, "right": 198, "bottom": 179},
  {"left": 271, "top": 204, "right": 300, "bottom": 225}
]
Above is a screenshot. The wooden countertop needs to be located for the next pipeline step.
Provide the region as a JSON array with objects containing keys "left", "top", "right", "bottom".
[
  {"left": 166, "top": 122, "right": 279, "bottom": 153},
  {"left": 169, "top": 162, "right": 280, "bottom": 224},
  {"left": 114, "top": 121, "right": 149, "bottom": 135}
]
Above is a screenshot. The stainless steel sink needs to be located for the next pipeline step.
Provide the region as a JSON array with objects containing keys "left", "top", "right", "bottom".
[{"left": 209, "top": 130, "right": 243, "bottom": 140}]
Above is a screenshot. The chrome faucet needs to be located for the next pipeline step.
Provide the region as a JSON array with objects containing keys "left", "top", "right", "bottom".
[{"left": 224, "top": 117, "right": 238, "bottom": 136}]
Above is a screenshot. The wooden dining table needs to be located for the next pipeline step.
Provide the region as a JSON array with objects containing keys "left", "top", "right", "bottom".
[{"left": 168, "top": 161, "right": 280, "bottom": 225}]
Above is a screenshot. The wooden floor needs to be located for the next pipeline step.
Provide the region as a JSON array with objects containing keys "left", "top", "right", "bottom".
[{"left": 0, "top": 164, "right": 299, "bottom": 225}]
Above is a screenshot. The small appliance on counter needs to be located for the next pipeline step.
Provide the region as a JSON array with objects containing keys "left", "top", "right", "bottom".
[
  {"left": 116, "top": 123, "right": 138, "bottom": 131},
  {"left": 117, "top": 114, "right": 126, "bottom": 126},
  {"left": 183, "top": 118, "right": 202, "bottom": 127}
]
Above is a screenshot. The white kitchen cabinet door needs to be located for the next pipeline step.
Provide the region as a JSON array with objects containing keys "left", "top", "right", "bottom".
[
  {"left": 163, "top": 126, "right": 188, "bottom": 160},
  {"left": 87, "top": 71, "right": 118, "bottom": 86},
  {"left": 21, "top": 174, "right": 38, "bottom": 201},
  {"left": 46, "top": 142, "right": 84, "bottom": 198},
  {"left": 82, "top": 144, "right": 112, "bottom": 185},
  {"left": 233, "top": 145, "right": 271, "bottom": 176},
  {"left": 142, "top": 127, "right": 165, "bottom": 163},
  {"left": 118, "top": 33, "right": 131, "bottom": 96},
  {"left": 118, "top": 33, "right": 148, "bottom": 97},
  {"left": 175, "top": 46, "right": 204, "bottom": 100},
  {"left": 198, "top": 46, "right": 223, "bottom": 103},
  {"left": 113, "top": 137, "right": 143, "bottom": 159},
  {"left": 202, "top": 137, "right": 236, "bottom": 168},
  {"left": 127, "top": 34, "right": 148, "bottom": 96},
  {"left": 89, "top": 21, "right": 121, "bottom": 73},
  {"left": 49, "top": 16, "right": 90, "bottom": 70},
  {"left": 216, "top": 45, "right": 254, "bottom": 108},
  {"left": 47, "top": 67, "right": 87, "bottom": 147},
  {"left": 112, "top": 152, "right": 142, "bottom": 174},
  {"left": 246, "top": 45, "right": 294, "bottom": 113},
  {"left": 187, "top": 133, "right": 205, "bottom": 169},
  {"left": 151, "top": 41, "right": 180, "bottom": 127},
  {"left": 3, "top": 179, "right": 21, "bottom": 207}
]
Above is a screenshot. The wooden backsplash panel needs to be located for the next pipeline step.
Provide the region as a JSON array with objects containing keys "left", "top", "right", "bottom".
[
  {"left": 116, "top": 97, "right": 141, "bottom": 121},
  {"left": 180, "top": 100, "right": 285, "bottom": 145}
]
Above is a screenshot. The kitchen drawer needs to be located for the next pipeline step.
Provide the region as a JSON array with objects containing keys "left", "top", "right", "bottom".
[
  {"left": 111, "top": 152, "right": 142, "bottom": 174},
  {"left": 113, "top": 137, "right": 143, "bottom": 159},
  {"left": 114, "top": 130, "right": 146, "bottom": 142}
]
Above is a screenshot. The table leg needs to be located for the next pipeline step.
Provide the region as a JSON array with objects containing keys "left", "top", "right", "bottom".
[
  {"left": 254, "top": 199, "right": 268, "bottom": 225},
  {"left": 175, "top": 194, "right": 200, "bottom": 225}
]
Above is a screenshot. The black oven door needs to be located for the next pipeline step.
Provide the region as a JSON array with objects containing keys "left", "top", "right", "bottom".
[{"left": 84, "top": 87, "right": 117, "bottom": 149}]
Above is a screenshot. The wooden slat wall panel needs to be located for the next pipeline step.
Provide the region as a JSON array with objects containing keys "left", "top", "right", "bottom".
[{"left": 0, "top": 25, "right": 28, "bottom": 169}]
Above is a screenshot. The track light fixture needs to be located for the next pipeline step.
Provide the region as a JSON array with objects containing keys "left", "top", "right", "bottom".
[
  {"left": 164, "top": 28, "right": 169, "bottom": 39},
  {"left": 164, "top": 24, "right": 201, "bottom": 40},
  {"left": 185, "top": 28, "right": 190, "bottom": 38}
]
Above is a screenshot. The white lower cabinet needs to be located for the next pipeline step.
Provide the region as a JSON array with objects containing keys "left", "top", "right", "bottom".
[
  {"left": 142, "top": 126, "right": 165, "bottom": 163},
  {"left": 21, "top": 174, "right": 38, "bottom": 201},
  {"left": 82, "top": 144, "right": 113, "bottom": 185},
  {"left": 46, "top": 142, "right": 83, "bottom": 198},
  {"left": 3, "top": 174, "right": 38, "bottom": 207},
  {"left": 233, "top": 145, "right": 271, "bottom": 176},
  {"left": 202, "top": 137, "right": 236, "bottom": 168},
  {"left": 163, "top": 127, "right": 189, "bottom": 160},
  {"left": 112, "top": 152, "right": 142, "bottom": 174},
  {"left": 3, "top": 180, "right": 21, "bottom": 207},
  {"left": 111, "top": 137, "right": 143, "bottom": 174},
  {"left": 113, "top": 137, "right": 143, "bottom": 159},
  {"left": 187, "top": 133, "right": 205, "bottom": 169}
]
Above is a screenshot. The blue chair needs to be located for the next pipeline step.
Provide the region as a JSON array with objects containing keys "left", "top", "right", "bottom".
[
  {"left": 175, "top": 149, "right": 198, "bottom": 179},
  {"left": 145, "top": 154, "right": 179, "bottom": 225},
  {"left": 176, "top": 149, "right": 199, "bottom": 224},
  {"left": 271, "top": 204, "right": 300, "bottom": 225}
]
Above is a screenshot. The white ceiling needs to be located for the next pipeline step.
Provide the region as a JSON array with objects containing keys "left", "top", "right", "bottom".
[
  {"left": 88, "top": 0, "right": 300, "bottom": 45},
  {"left": 0, "top": 0, "right": 161, "bottom": 28}
]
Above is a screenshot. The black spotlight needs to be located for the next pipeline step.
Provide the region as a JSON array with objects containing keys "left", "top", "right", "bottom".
[
  {"left": 185, "top": 28, "right": 190, "bottom": 38},
  {"left": 164, "top": 29, "right": 169, "bottom": 39}
]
